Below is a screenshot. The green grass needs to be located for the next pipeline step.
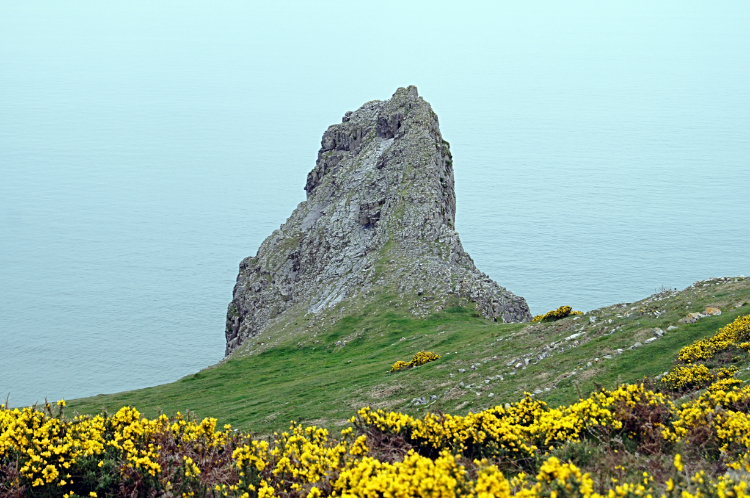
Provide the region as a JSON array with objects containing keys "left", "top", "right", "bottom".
[
  {"left": 68, "top": 277, "right": 750, "bottom": 435},
  {"left": 69, "top": 298, "right": 523, "bottom": 434}
]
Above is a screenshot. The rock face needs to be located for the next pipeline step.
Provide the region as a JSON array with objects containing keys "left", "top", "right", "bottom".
[{"left": 224, "top": 86, "right": 531, "bottom": 356}]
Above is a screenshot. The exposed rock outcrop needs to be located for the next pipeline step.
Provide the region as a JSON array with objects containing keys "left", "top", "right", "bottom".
[{"left": 225, "top": 86, "right": 531, "bottom": 356}]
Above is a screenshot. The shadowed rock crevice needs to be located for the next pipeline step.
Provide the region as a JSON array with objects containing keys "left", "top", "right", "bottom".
[{"left": 225, "top": 86, "right": 531, "bottom": 356}]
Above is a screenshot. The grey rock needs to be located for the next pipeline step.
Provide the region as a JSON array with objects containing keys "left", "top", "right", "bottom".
[
  {"left": 654, "top": 328, "right": 665, "bottom": 337},
  {"left": 667, "top": 325, "right": 678, "bottom": 331},
  {"left": 412, "top": 396, "right": 428, "bottom": 406},
  {"left": 458, "top": 368, "right": 466, "bottom": 373},
  {"left": 589, "top": 316, "right": 597, "bottom": 324},
  {"left": 225, "top": 86, "right": 531, "bottom": 355},
  {"left": 644, "top": 337, "right": 657, "bottom": 344}
]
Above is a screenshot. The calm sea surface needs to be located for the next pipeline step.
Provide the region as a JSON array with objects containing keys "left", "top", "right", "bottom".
[{"left": 1, "top": 2, "right": 749, "bottom": 407}]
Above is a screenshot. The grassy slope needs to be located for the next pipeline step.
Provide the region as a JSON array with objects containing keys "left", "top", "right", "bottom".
[{"left": 68, "top": 277, "right": 750, "bottom": 435}]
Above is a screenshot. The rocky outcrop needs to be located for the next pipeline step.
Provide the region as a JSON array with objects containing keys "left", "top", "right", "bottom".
[{"left": 225, "top": 86, "right": 531, "bottom": 356}]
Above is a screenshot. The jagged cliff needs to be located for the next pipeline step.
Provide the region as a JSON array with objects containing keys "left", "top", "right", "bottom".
[{"left": 225, "top": 86, "right": 531, "bottom": 356}]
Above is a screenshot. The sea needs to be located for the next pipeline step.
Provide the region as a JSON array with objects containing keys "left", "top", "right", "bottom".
[{"left": 1, "top": 1, "right": 749, "bottom": 407}]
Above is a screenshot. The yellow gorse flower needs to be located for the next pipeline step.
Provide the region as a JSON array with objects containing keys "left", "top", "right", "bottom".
[
  {"left": 390, "top": 351, "right": 441, "bottom": 372},
  {"left": 532, "top": 306, "right": 583, "bottom": 323}
]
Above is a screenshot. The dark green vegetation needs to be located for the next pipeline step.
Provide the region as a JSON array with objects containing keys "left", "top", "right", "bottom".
[{"left": 68, "top": 277, "right": 750, "bottom": 435}]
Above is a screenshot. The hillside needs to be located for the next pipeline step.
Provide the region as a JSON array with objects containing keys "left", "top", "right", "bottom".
[
  {"left": 67, "top": 276, "right": 750, "bottom": 434},
  {"left": 62, "top": 87, "right": 750, "bottom": 436}
]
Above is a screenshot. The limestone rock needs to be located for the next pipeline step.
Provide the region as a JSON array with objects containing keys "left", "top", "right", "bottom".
[{"left": 224, "top": 87, "right": 531, "bottom": 355}]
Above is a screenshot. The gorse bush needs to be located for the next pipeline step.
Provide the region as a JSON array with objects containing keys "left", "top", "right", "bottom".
[
  {"left": 678, "top": 314, "right": 750, "bottom": 363},
  {"left": 662, "top": 314, "right": 750, "bottom": 393},
  {"left": 661, "top": 364, "right": 714, "bottom": 391},
  {"left": 390, "top": 351, "right": 441, "bottom": 372},
  {"left": 532, "top": 306, "right": 583, "bottom": 323},
  {"left": 5, "top": 377, "right": 750, "bottom": 497},
  {"left": 0, "top": 402, "right": 239, "bottom": 498},
  {"left": 389, "top": 360, "right": 411, "bottom": 373},
  {"left": 356, "top": 383, "right": 672, "bottom": 466},
  {"left": 410, "top": 351, "right": 441, "bottom": 367}
]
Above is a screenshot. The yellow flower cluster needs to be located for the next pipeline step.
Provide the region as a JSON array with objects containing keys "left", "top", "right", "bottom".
[
  {"left": 661, "top": 313, "right": 750, "bottom": 394},
  {"left": 532, "top": 306, "right": 584, "bottom": 323},
  {"left": 660, "top": 364, "right": 714, "bottom": 391},
  {"left": 106, "top": 406, "right": 163, "bottom": 476},
  {"left": 0, "top": 403, "right": 233, "bottom": 496},
  {"left": 390, "top": 351, "right": 442, "bottom": 372},
  {"left": 412, "top": 351, "right": 442, "bottom": 366},
  {"left": 0, "top": 402, "right": 107, "bottom": 488},
  {"left": 356, "top": 384, "right": 668, "bottom": 463},
  {"left": 519, "top": 456, "right": 596, "bottom": 498},
  {"left": 328, "top": 448, "right": 750, "bottom": 498},
  {"left": 663, "top": 377, "right": 750, "bottom": 463},
  {"left": 678, "top": 314, "right": 750, "bottom": 363},
  {"left": 333, "top": 449, "right": 474, "bottom": 498},
  {"left": 5, "top": 376, "right": 750, "bottom": 498},
  {"left": 390, "top": 361, "right": 412, "bottom": 373},
  {"left": 232, "top": 423, "right": 368, "bottom": 497}
]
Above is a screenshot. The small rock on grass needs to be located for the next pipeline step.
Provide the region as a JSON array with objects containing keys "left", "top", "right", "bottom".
[{"left": 679, "top": 312, "right": 703, "bottom": 324}]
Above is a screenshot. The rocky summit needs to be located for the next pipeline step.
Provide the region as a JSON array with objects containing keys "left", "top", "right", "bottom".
[{"left": 224, "top": 86, "right": 531, "bottom": 356}]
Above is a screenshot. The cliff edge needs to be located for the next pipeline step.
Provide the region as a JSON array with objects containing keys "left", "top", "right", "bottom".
[{"left": 225, "top": 86, "right": 531, "bottom": 356}]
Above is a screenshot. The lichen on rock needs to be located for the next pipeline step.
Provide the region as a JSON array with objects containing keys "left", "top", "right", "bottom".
[{"left": 225, "top": 86, "right": 531, "bottom": 356}]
